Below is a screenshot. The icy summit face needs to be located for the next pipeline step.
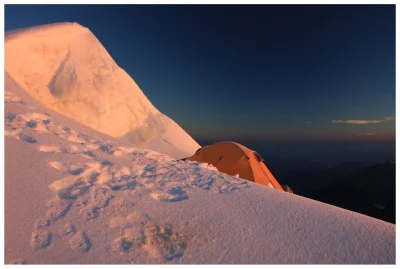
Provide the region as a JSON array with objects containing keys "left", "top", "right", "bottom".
[{"left": 5, "top": 22, "right": 199, "bottom": 158}]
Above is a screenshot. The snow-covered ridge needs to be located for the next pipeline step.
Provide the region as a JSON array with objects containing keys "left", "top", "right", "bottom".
[
  {"left": 4, "top": 73, "right": 396, "bottom": 264},
  {"left": 5, "top": 22, "right": 200, "bottom": 159},
  {"left": 5, "top": 22, "right": 88, "bottom": 41}
]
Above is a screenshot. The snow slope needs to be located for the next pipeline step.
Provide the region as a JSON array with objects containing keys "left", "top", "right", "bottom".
[
  {"left": 4, "top": 22, "right": 200, "bottom": 159},
  {"left": 4, "top": 73, "right": 395, "bottom": 264}
]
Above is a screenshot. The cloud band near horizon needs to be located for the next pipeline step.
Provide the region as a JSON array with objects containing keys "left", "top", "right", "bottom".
[{"left": 332, "top": 116, "right": 395, "bottom": 125}]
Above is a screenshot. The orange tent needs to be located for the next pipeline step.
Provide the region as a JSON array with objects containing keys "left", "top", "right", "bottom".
[{"left": 184, "top": 141, "right": 285, "bottom": 191}]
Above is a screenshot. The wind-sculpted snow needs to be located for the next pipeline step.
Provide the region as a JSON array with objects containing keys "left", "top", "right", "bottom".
[
  {"left": 4, "top": 91, "right": 248, "bottom": 262},
  {"left": 4, "top": 76, "right": 396, "bottom": 264},
  {"left": 7, "top": 113, "right": 243, "bottom": 200},
  {"left": 5, "top": 23, "right": 200, "bottom": 159}
]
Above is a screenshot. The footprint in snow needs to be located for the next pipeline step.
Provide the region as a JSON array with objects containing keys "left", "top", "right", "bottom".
[
  {"left": 81, "top": 207, "right": 99, "bottom": 221},
  {"left": 109, "top": 212, "right": 188, "bottom": 261},
  {"left": 99, "top": 144, "right": 116, "bottom": 155},
  {"left": 30, "top": 230, "right": 52, "bottom": 250},
  {"left": 45, "top": 199, "right": 72, "bottom": 222},
  {"left": 34, "top": 218, "right": 50, "bottom": 229},
  {"left": 59, "top": 223, "right": 91, "bottom": 252},
  {"left": 48, "top": 172, "right": 91, "bottom": 200},
  {"left": 25, "top": 119, "right": 50, "bottom": 133},
  {"left": 59, "top": 223, "right": 77, "bottom": 238},
  {"left": 19, "top": 133, "right": 37, "bottom": 143},
  {"left": 5, "top": 111, "right": 17, "bottom": 121},
  {"left": 90, "top": 187, "right": 115, "bottom": 209},
  {"left": 69, "top": 231, "right": 91, "bottom": 252},
  {"left": 139, "top": 221, "right": 188, "bottom": 261}
]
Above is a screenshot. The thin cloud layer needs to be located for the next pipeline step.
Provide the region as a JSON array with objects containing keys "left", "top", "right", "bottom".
[
  {"left": 332, "top": 116, "right": 395, "bottom": 125},
  {"left": 384, "top": 116, "right": 396, "bottom": 121},
  {"left": 332, "top": 120, "right": 382, "bottom": 124}
]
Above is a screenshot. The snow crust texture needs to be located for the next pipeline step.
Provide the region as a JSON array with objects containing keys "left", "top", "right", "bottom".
[
  {"left": 5, "top": 73, "right": 396, "bottom": 264},
  {"left": 4, "top": 23, "right": 396, "bottom": 264},
  {"left": 5, "top": 100, "right": 246, "bottom": 262},
  {"left": 5, "top": 22, "right": 199, "bottom": 159},
  {"left": 5, "top": 74, "right": 252, "bottom": 263}
]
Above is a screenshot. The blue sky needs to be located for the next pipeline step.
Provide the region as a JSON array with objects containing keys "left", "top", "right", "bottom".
[{"left": 5, "top": 4, "right": 396, "bottom": 143}]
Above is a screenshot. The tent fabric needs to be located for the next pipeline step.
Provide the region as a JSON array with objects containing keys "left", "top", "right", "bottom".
[{"left": 186, "top": 141, "right": 284, "bottom": 191}]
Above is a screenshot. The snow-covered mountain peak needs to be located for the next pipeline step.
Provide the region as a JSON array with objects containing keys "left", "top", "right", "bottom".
[
  {"left": 5, "top": 22, "right": 89, "bottom": 41},
  {"left": 4, "top": 21, "right": 396, "bottom": 266},
  {"left": 5, "top": 22, "right": 200, "bottom": 158}
]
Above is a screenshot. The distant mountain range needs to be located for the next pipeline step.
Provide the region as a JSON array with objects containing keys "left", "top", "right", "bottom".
[{"left": 278, "top": 161, "right": 395, "bottom": 224}]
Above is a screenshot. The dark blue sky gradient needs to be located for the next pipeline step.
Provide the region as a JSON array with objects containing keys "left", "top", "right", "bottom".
[{"left": 5, "top": 5, "right": 395, "bottom": 146}]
